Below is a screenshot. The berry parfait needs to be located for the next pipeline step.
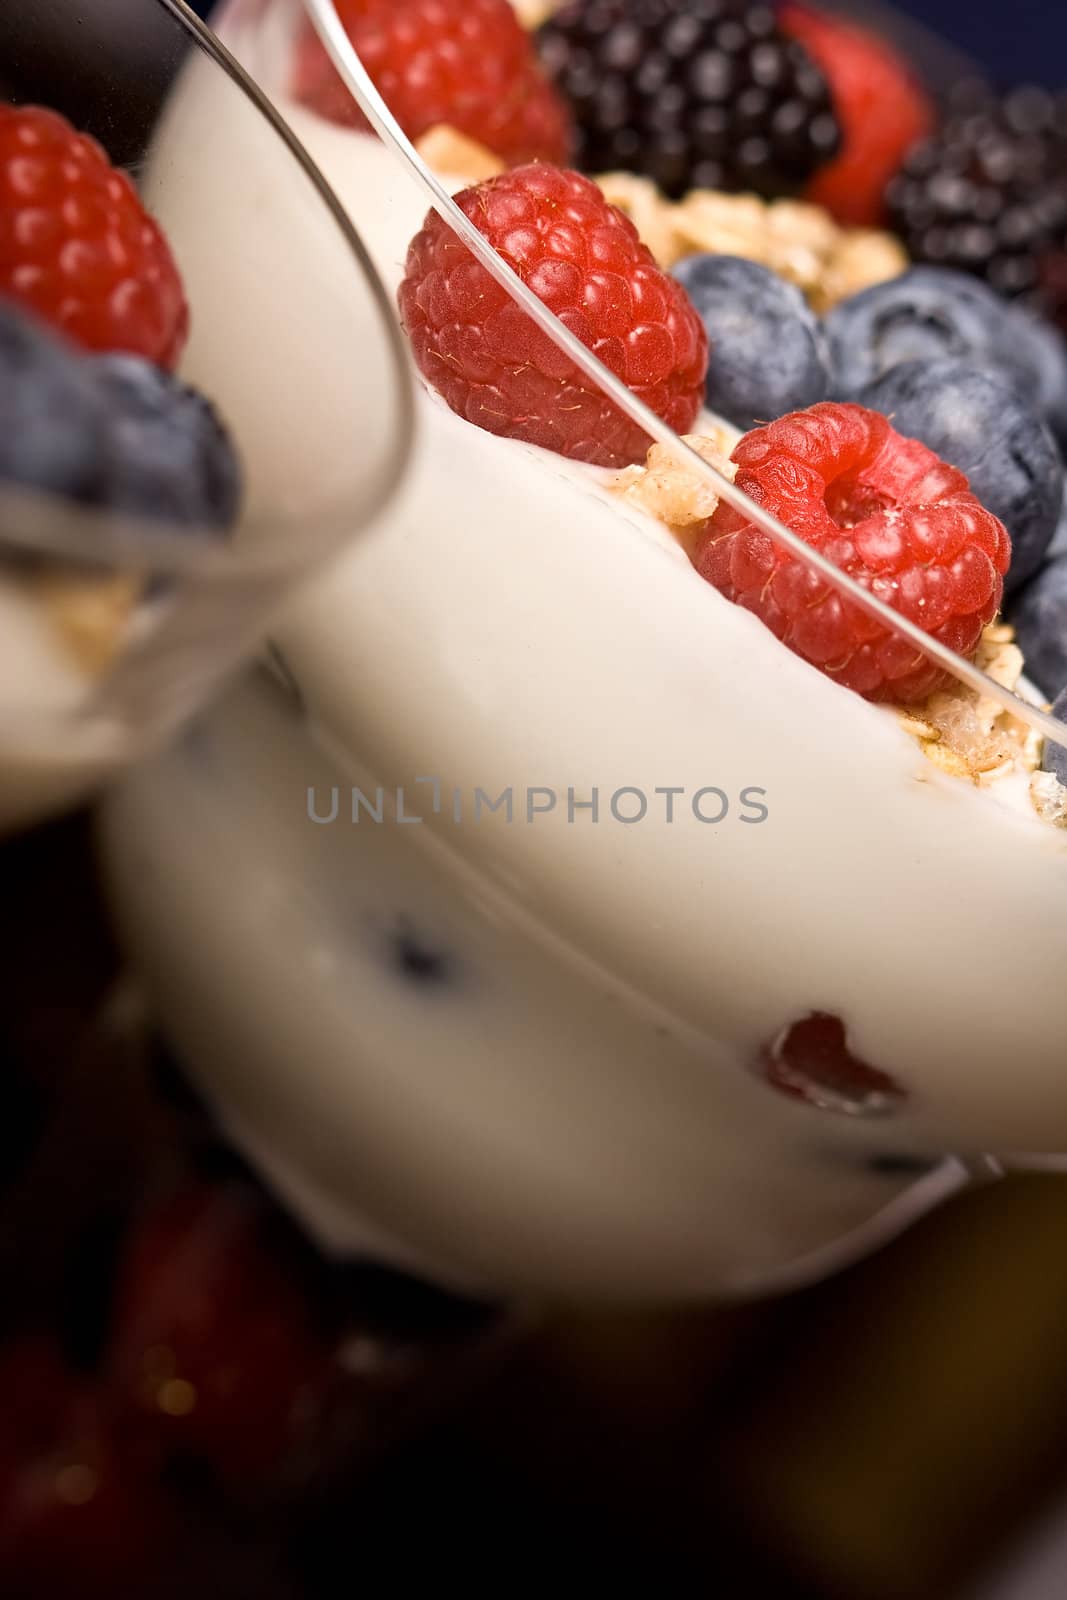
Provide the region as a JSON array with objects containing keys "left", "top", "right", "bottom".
[
  {"left": 0, "top": 0, "right": 411, "bottom": 835},
  {"left": 100, "top": 0, "right": 1067, "bottom": 1300}
]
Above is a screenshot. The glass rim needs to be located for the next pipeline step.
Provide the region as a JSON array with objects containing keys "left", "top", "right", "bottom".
[{"left": 301, "top": 0, "right": 1067, "bottom": 751}]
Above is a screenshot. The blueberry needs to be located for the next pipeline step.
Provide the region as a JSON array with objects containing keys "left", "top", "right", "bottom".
[
  {"left": 0, "top": 300, "right": 242, "bottom": 542},
  {"left": 671, "top": 254, "right": 829, "bottom": 432},
  {"left": 92, "top": 354, "right": 242, "bottom": 531},
  {"left": 825, "top": 266, "right": 1067, "bottom": 444},
  {"left": 1043, "top": 687, "right": 1067, "bottom": 786},
  {"left": 1010, "top": 554, "right": 1067, "bottom": 699},
  {"left": 1002, "top": 303, "right": 1067, "bottom": 448},
  {"left": 391, "top": 918, "right": 453, "bottom": 986},
  {"left": 825, "top": 268, "right": 1010, "bottom": 398},
  {"left": 0, "top": 301, "right": 108, "bottom": 511},
  {"left": 855, "top": 358, "right": 1063, "bottom": 595},
  {"left": 1049, "top": 483, "right": 1067, "bottom": 561}
]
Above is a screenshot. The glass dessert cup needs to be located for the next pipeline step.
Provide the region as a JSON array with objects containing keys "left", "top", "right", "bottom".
[
  {"left": 0, "top": 0, "right": 411, "bottom": 834},
  {"left": 100, "top": 0, "right": 1067, "bottom": 1301}
]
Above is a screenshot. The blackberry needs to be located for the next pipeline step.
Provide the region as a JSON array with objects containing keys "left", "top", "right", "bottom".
[
  {"left": 536, "top": 0, "right": 841, "bottom": 201},
  {"left": 886, "top": 83, "right": 1067, "bottom": 325}
]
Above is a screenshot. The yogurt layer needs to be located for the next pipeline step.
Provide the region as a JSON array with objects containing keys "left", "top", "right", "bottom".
[{"left": 101, "top": 17, "right": 1067, "bottom": 1299}]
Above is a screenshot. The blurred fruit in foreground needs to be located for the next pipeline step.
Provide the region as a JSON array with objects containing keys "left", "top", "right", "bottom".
[
  {"left": 887, "top": 83, "right": 1067, "bottom": 325},
  {"left": 0, "top": 1336, "right": 173, "bottom": 1598}
]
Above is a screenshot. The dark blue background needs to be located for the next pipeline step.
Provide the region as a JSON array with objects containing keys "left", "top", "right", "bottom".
[
  {"left": 185, "top": 1, "right": 1066, "bottom": 88},
  {"left": 887, "top": 0, "right": 1066, "bottom": 88}
]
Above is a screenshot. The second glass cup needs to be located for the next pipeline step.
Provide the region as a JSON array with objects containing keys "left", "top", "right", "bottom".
[
  {"left": 0, "top": 0, "right": 411, "bottom": 832},
  {"left": 101, "top": 0, "right": 1067, "bottom": 1300}
]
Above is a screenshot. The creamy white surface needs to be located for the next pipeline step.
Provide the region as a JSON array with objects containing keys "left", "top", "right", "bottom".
[
  {"left": 101, "top": 14, "right": 1067, "bottom": 1300},
  {"left": 102, "top": 669, "right": 972, "bottom": 1299}
]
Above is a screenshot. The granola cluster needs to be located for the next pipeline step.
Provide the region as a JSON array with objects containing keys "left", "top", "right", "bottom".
[
  {"left": 31, "top": 570, "right": 141, "bottom": 676},
  {"left": 610, "top": 429, "right": 738, "bottom": 554},
  {"left": 893, "top": 625, "right": 1044, "bottom": 790},
  {"left": 511, "top": 0, "right": 559, "bottom": 26},
  {"left": 890, "top": 626, "right": 1067, "bottom": 831},
  {"left": 415, "top": 125, "right": 509, "bottom": 183},
  {"left": 596, "top": 174, "right": 908, "bottom": 310},
  {"left": 1031, "top": 768, "right": 1067, "bottom": 828}
]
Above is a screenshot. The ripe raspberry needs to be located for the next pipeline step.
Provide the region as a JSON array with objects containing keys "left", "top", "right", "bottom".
[
  {"left": 398, "top": 163, "right": 708, "bottom": 467},
  {"left": 780, "top": 6, "right": 934, "bottom": 228},
  {"left": 291, "top": 0, "right": 573, "bottom": 168},
  {"left": 693, "top": 402, "right": 1011, "bottom": 703},
  {"left": 0, "top": 106, "right": 188, "bottom": 369}
]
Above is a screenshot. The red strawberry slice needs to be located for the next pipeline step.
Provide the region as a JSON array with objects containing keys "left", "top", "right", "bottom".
[
  {"left": 762, "top": 1012, "right": 906, "bottom": 1115},
  {"left": 780, "top": 5, "right": 934, "bottom": 227}
]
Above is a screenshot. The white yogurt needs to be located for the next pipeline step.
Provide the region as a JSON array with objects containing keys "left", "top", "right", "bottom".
[
  {"left": 99, "top": 16, "right": 1067, "bottom": 1299},
  {"left": 102, "top": 667, "right": 976, "bottom": 1300}
]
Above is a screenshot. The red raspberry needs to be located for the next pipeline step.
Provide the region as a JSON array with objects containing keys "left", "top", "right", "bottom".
[
  {"left": 0, "top": 106, "right": 188, "bottom": 369},
  {"left": 693, "top": 402, "right": 1011, "bottom": 704},
  {"left": 292, "top": 0, "right": 573, "bottom": 168},
  {"left": 761, "top": 1013, "right": 906, "bottom": 1116},
  {"left": 780, "top": 6, "right": 934, "bottom": 228},
  {"left": 397, "top": 163, "right": 708, "bottom": 467}
]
